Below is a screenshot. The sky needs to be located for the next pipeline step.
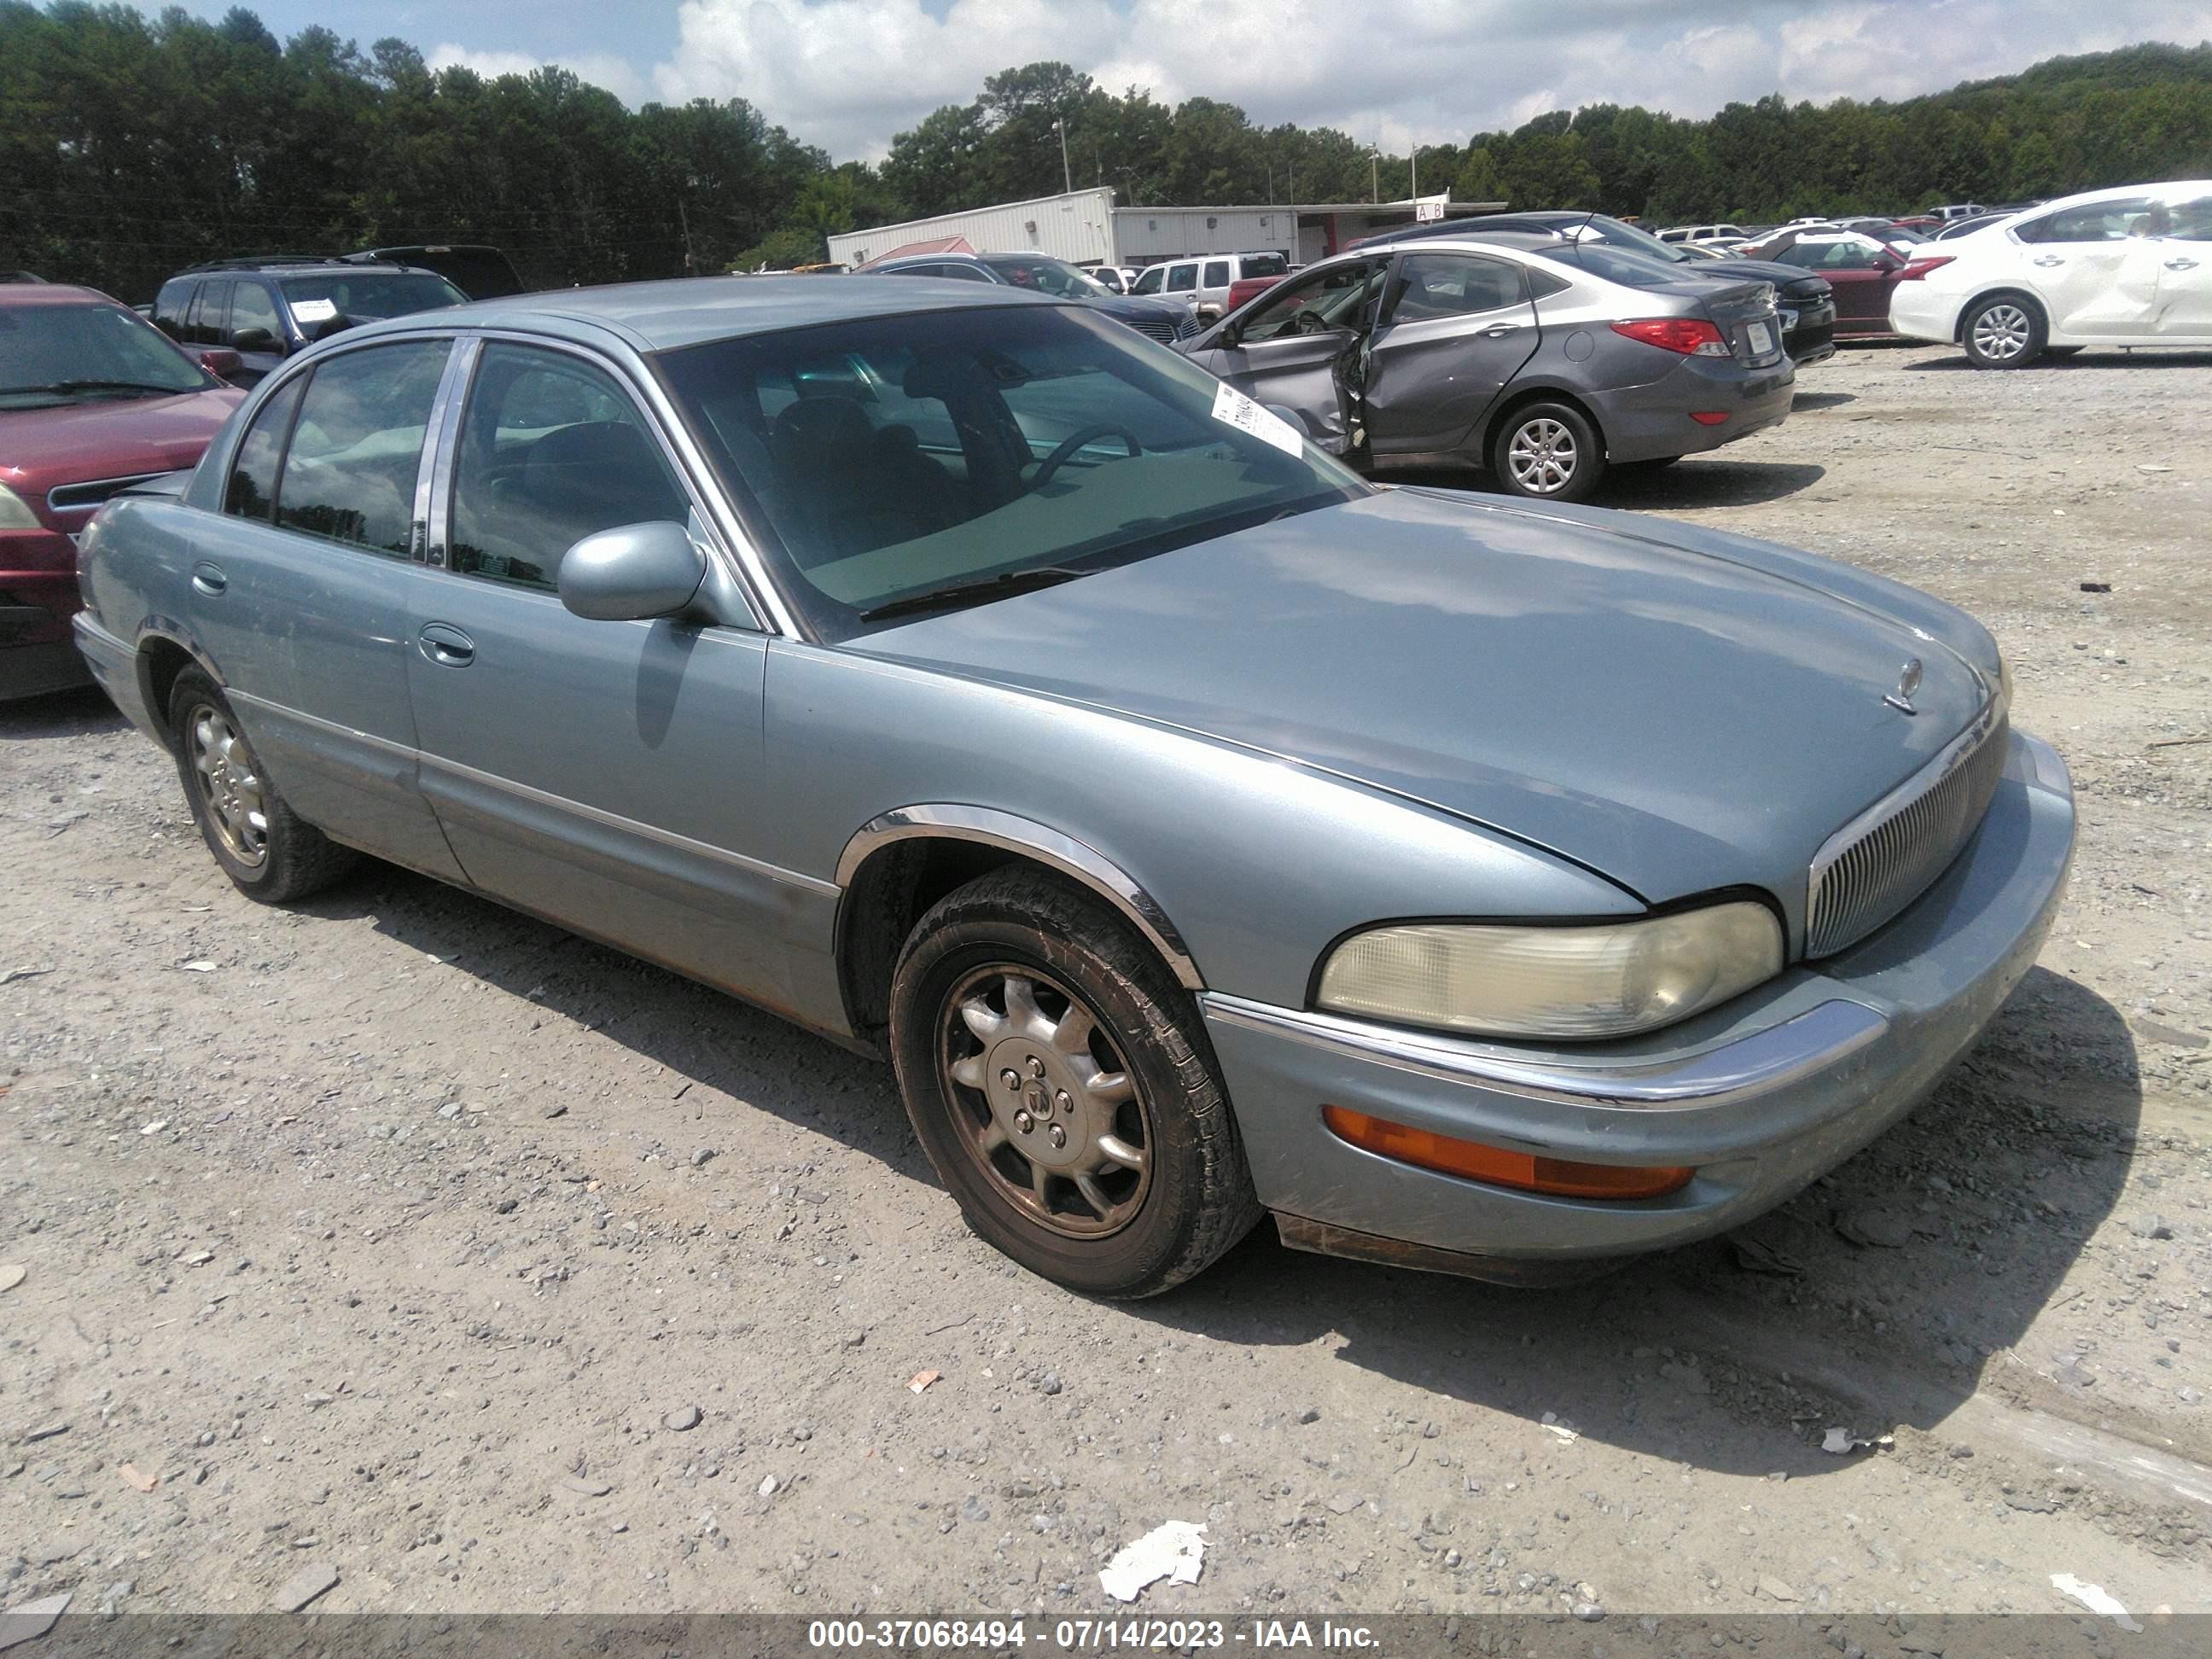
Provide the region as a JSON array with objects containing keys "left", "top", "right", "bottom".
[{"left": 184, "top": 0, "right": 2212, "bottom": 160}]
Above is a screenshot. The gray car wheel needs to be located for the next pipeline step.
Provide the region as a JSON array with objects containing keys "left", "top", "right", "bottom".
[
  {"left": 1489, "top": 401, "right": 1607, "bottom": 503},
  {"left": 889, "top": 866, "right": 1260, "bottom": 1297},
  {"left": 168, "top": 667, "right": 356, "bottom": 903},
  {"left": 1961, "top": 294, "right": 2045, "bottom": 369}
]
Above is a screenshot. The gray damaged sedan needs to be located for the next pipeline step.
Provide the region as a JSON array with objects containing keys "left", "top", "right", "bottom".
[
  {"left": 73, "top": 276, "right": 2073, "bottom": 1297},
  {"left": 1179, "top": 231, "right": 1796, "bottom": 502}
]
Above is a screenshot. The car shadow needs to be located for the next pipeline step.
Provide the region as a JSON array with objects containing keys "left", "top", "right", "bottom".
[
  {"left": 303, "top": 855, "right": 2132, "bottom": 1481},
  {"left": 1383, "top": 460, "right": 1827, "bottom": 512},
  {"left": 1137, "top": 965, "right": 2138, "bottom": 1479},
  {"left": 1908, "top": 349, "right": 2212, "bottom": 371},
  {"left": 1791, "top": 390, "right": 1857, "bottom": 410},
  {"left": 0, "top": 684, "right": 127, "bottom": 739}
]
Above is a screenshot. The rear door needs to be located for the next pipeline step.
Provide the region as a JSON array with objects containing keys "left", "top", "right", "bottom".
[
  {"left": 2151, "top": 189, "right": 2212, "bottom": 339},
  {"left": 2013, "top": 197, "right": 2158, "bottom": 338},
  {"left": 1363, "top": 251, "right": 1540, "bottom": 459},
  {"left": 187, "top": 336, "right": 463, "bottom": 877},
  {"left": 1183, "top": 259, "right": 1388, "bottom": 452},
  {"left": 403, "top": 337, "right": 794, "bottom": 1000}
]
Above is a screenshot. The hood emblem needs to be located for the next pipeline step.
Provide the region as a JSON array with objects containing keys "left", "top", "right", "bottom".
[{"left": 1884, "top": 658, "right": 1924, "bottom": 715}]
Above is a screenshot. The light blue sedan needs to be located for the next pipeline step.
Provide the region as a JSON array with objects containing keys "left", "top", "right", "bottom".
[{"left": 73, "top": 276, "right": 2074, "bottom": 1297}]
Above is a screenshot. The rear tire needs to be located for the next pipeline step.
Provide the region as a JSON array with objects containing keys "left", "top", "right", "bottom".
[
  {"left": 168, "top": 667, "right": 356, "bottom": 903},
  {"left": 888, "top": 866, "right": 1260, "bottom": 1298},
  {"left": 1960, "top": 294, "right": 2045, "bottom": 368},
  {"left": 1489, "top": 400, "right": 1606, "bottom": 503}
]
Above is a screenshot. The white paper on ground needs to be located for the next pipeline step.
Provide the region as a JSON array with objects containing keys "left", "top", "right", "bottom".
[
  {"left": 2051, "top": 1573, "right": 2142, "bottom": 1632},
  {"left": 1209, "top": 381, "right": 1304, "bottom": 457},
  {"left": 1098, "top": 1520, "right": 1208, "bottom": 1603}
]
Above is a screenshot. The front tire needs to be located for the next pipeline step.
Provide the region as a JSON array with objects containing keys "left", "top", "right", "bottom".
[
  {"left": 1489, "top": 401, "right": 1606, "bottom": 503},
  {"left": 888, "top": 867, "right": 1260, "bottom": 1298},
  {"left": 1961, "top": 294, "right": 2046, "bottom": 368},
  {"left": 168, "top": 667, "right": 355, "bottom": 903}
]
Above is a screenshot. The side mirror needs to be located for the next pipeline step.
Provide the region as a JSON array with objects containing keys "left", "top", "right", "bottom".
[
  {"left": 1872, "top": 250, "right": 1903, "bottom": 271},
  {"left": 196, "top": 346, "right": 242, "bottom": 380},
  {"left": 230, "top": 327, "right": 275, "bottom": 352},
  {"left": 557, "top": 520, "right": 707, "bottom": 622}
]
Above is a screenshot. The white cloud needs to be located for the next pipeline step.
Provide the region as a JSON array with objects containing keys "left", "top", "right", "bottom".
[
  {"left": 427, "top": 43, "right": 649, "bottom": 106},
  {"left": 443, "top": 2, "right": 2212, "bottom": 160}
]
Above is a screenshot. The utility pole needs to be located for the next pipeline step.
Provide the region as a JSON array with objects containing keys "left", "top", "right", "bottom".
[
  {"left": 1371, "top": 148, "right": 1379, "bottom": 204},
  {"left": 678, "top": 198, "right": 695, "bottom": 274},
  {"left": 1410, "top": 146, "right": 1417, "bottom": 201},
  {"left": 1054, "top": 118, "right": 1072, "bottom": 195}
]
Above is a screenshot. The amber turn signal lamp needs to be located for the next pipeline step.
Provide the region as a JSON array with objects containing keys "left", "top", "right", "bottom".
[{"left": 1322, "top": 1105, "right": 1693, "bottom": 1201}]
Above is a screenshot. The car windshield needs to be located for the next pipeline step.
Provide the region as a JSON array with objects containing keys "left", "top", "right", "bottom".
[
  {"left": 279, "top": 271, "right": 466, "bottom": 323},
  {"left": 981, "top": 258, "right": 1112, "bottom": 300},
  {"left": 1551, "top": 242, "right": 1696, "bottom": 289},
  {"left": 655, "top": 303, "right": 1367, "bottom": 640},
  {"left": 0, "top": 300, "right": 211, "bottom": 406}
]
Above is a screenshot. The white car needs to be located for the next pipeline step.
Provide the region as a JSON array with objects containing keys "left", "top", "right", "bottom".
[{"left": 1889, "top": 181, "right": 2212, "bottom": 366}]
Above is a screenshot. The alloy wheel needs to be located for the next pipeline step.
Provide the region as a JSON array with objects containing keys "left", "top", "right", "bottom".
[
  {"left": 188, "top": 704, "right": 269, "bottom": 868},
  {"left": 937, "top": 965, "right": 1151, "bottom": 1238},
  {"left": 1507, "top": 417, "right": 1578, "bottom": 493},
  {"left": 1970, "top": 304, "right": 2032, "bottom": 362}
]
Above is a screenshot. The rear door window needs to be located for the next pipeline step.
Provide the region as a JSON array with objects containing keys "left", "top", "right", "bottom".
[
  {"left": 2017, "top": 199, "right": 2157, "bottom": 243},
  {"left": 185, "top": 281, "right": 230, "bottom": 346},
  {"left": 224, "top": 376, "right": 307, "bottom": 521},
  {"left": 274, "top": 340, "right": 451, "bottom": 556},
  {"left": 1385, "top": 253, "right": 1525, "bottom": 323},
  {"left": 1202, "top": 261, "right": 1231, "bottom": 288}
]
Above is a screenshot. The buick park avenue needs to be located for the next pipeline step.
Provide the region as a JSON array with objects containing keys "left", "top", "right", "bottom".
[{"left": 74, "top": 276, "right": 2073, "bottom": 1296}]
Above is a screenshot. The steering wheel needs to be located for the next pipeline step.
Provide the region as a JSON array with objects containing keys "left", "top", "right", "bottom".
[
  {"left": 1031, "top": 424, "right": 1143, "bottom": 488},
  {"left": 1289, "top": 307, "right": 1337, "bottom": 336}
]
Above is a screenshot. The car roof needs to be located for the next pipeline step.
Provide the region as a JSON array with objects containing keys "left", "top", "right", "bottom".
[
  {"left": 345, "top": 273, "right": 1062, "bottom": 352},
  {"left": 0, "top": 282, "right": 126, "bottom": 310}
]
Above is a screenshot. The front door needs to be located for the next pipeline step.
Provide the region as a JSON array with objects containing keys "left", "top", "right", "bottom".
[
  {"left": 1363, "top": 251, "right": 1540, "bottom": 459},
  {"left": 2013, "top": 196, "right": 2160, "bottom": 339},
  {"left": 403, "top": 338, "right": 796, "bottom": 1003},
  {"left": 187, "top": 336, "right": 463, "bottom": 878},
  {"left": 1185, "top": 259, "right": 1388, "bottom": 452}
]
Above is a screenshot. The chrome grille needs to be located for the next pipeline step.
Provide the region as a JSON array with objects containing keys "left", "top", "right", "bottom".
[
  {"left": 48, "top": 473, "right": 164, "bottom": 514},
  {"left": 1173, "top": 313, "right": 1200, "bottom": 341},
  {"left": 1805, "top": 701, "right": 2009, "bottom": 958},
  {"left": 1131, "top": 318, "right": 1174, "bottom": 345}
]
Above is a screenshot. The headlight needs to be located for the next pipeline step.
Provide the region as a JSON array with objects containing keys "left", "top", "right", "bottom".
[
  {"left": 0, "top": 483, "right": 42, "bottom": 530},
  {"left": 1314, "top": 902, "right": 1784, "bottom": 1040}
]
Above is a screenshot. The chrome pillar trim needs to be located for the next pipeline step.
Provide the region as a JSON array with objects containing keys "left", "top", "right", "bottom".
[
  {"left": 835, "top": 805, "right": 1205, "bottom": 991},
  {"left": 1199, "top": 992, "right": 1889, "bottom": 1112},
  {"left": 421, "top": 335, "right": 480, "bottom": 569}
]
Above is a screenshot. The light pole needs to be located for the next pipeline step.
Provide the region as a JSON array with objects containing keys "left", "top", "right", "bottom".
[{"left": 1054, "top": 118, "right": 1073, "bottom": 195}]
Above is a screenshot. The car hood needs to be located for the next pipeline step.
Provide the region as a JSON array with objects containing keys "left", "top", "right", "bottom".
[
  {"left": 853, "top": 487, "right": 1997, "bottom": 922},
  {"left": 1, "top": 387, "right": 243, "bottom": 505}
]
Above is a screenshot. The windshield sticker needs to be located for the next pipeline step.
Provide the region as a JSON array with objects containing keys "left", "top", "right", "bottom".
[
  {"left": 290, "top": 298, "right": 339, "bottom": 323},
  {"left": 1209, "top": 381, "right": 1304, "bottom": 457}
]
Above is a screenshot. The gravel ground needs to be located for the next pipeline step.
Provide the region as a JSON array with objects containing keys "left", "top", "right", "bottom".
[{"left": 3, "top": 342, "right": 2209, "bottom": 1630}]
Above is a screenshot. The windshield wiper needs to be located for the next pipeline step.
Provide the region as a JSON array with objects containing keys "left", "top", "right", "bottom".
[
  {"left": 2, "top": 379, "right": 189, "bottom": 397},
  {"left": 859, "top": 566, "right": 1090, "bottom": 623}
]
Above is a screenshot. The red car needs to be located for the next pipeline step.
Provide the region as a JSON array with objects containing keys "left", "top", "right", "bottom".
[
  {"left": 2, "top": 284, "right": 245, "bottom": 698},
  {"left": 1735, "top": 226, "right": 1943, "bottom": 338}
]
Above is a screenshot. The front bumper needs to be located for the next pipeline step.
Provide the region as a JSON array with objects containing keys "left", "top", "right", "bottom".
[
  {"left": 1887, "top": 282, "right": 1962, "bottom": 345},
  {"left": 1600, "top": 353, "right": 1796, "bottom": 463},
  {"left": 1201, "top": 728, "right": 2074, "bottom": 1281}
]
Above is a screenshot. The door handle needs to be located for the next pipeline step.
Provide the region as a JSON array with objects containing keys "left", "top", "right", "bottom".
[
  {"left": 2165, "top": 257, "right": 2200, "bottom": 271},
  {"left": 190, "top": 562, "right": 227, "bottom": 597},
  {"left": 417, "top": 622, "right": 474, "bottom": 667},
  {"left": 2032, "top": 255, "right": 2065, "bottom": 267},
  {"left": 1480, "top": 323, "right": 1520, "bottom": 338}
]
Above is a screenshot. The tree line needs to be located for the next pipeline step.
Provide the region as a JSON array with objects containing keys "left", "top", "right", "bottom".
[{"left": 3, "top": 3, "right": 2209, "bottom": 304}]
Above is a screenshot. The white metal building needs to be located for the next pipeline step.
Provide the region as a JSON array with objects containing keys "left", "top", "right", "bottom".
[{"left": 827, "top": 188, "right": 1507, "bottom": 271}]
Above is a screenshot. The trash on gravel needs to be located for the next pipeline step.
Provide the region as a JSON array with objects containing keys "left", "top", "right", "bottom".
[
  {"left": 1819, "top": 1426, "right": 1880, "bottom": 1455},
  {"left": 757, "top": 1474, "right": 777, "bottom": 1497},
  {"left": 22, "top": 1423, "right": 67, "bottom": 1443},
  {"left": 2077, "top": 579, "right": 2109, "bottom": 591},
  {"left": 0, "top": 1592, "right": 72, "bottom": 1651},
  {"left": 1098, "top": 1520, "right": 1207, "bottom": 1603},
  {"left": 1729, "top": 1234, "right": 1806, "bottom": 1276},
  {"left": 271, "top": 1562, "right": 339, "bottom": 1613},
  {"left": 0, "top": 966, "right": 53, "bottom": 985},
  {"left": 138, "top": 1121, "right": 167, "bottom": 1136},
  {"left": 178, "top": 960, "right": 218, "bottom": 973},
  {"left": 0, "top": 1266, "right": 23, "bottom": 1295},
  {"left": 906, "top": 1370, "right": 940, "bottom": 1394},
  {"left": 562, "top": 1476, "right": 611, "bottom": 1497},
  {"left": 2052, "top": 1572, "right": 2141, "bottom": 1632},
  {"left": 1540, "top": 1413, "right": 1579, "bottom": 1443},
  {"left": 2135, "top": 464, "right": 2172, "bottom": 473},
  {"left": 119, "top": 1463, "right": 157, "bottom": 1492}
]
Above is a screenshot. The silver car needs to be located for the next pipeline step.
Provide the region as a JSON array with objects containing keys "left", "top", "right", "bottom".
[
  {"left": 73, "top": 276, "right": 2072, "bottom": 1297},
  {"left": 1179, "top": 232, "right": 1796, "bottom": 501}
]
